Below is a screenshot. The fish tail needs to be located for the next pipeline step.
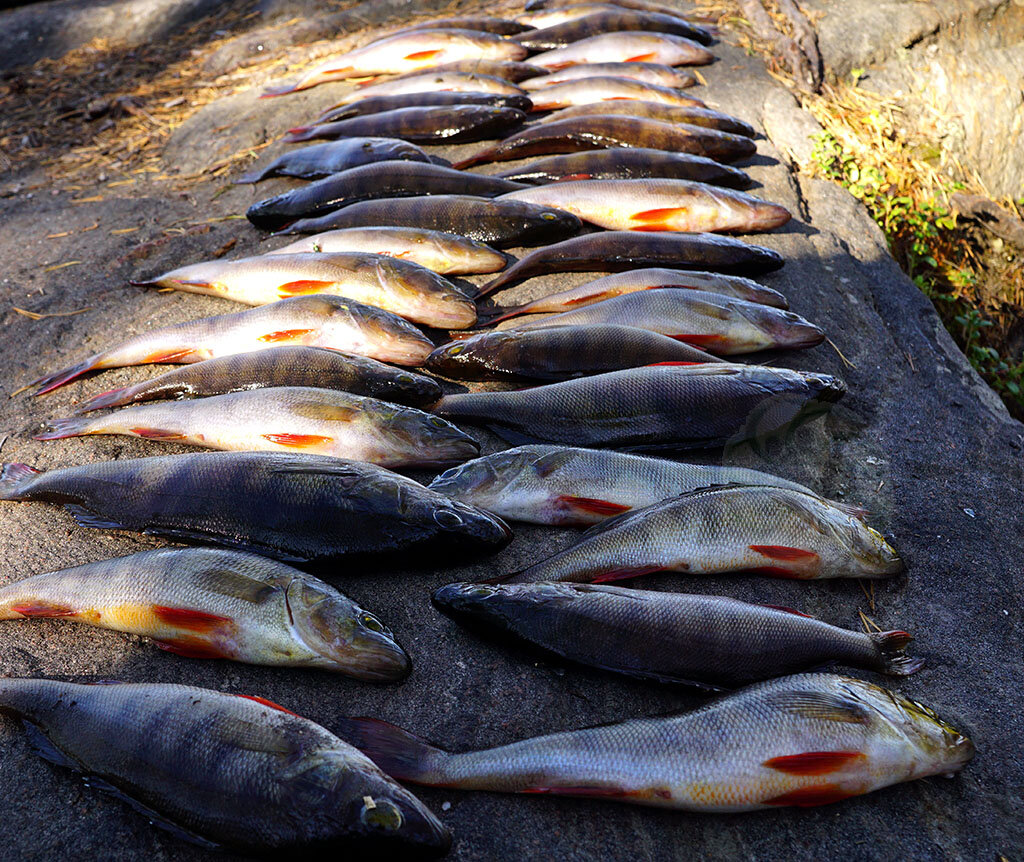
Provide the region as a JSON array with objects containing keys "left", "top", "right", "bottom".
[
  {"left": 870, "top": 630, "right": 924, "bottom": 676},
  {"left": 451, "top": 150, "right": 493, "bottom": 170},
  {"left": 476, "top": 304, "right": 525, "bottom": 325},
  {"left": 335, "top": 717, "right": 449, "bottom": 785},
  {"left": 30, "top": 354, "right": 105, "bottom": 396},
  {"left": 476, "top": 271, "right": 517, "bottom": 299},
  {"left": 34, "top": 416, "right": 95, "bottom": 441},
  {"left": 283, "top": 127, "right": 315, "bottom": 143},
  {"left": 75, "top": 385, "right": 134, "bottom": 413},
  {"left": 260, "top": 82, "right": 301, "bottom": 98},
  {"left": 0, "top": 463, "right": 41, "bottom": 500},
  {"left": 127, "top": 279, "right": 160, "bottom": 288}
]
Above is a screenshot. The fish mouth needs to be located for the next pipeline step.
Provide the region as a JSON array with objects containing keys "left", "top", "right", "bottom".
[
  {"left": 346, "top": 639, "right": 412, "bottom": 682},
  {"left": 749, "top": 202, "right": 792, "bottom": 231},
  {"left": 802, "top": 372, "right": 847, "bottom": 403}
]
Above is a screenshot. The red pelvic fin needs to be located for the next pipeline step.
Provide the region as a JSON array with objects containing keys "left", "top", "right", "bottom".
[
  {"left": 144, "top": 348, "right": 200, "bottom": 364},
  {"left": 262, "top": 433, "right": 333, "bottom": 448},
  {"left": 630, "top": 207, "right": 689, "bottom": 230},
  {"left": 625, "top": 52, "right": 658, "bottom": 62},
  {"left": 258, "top": 328, "right": 316, "bottom": 343},
  {"left": 764, "top": 783, "right": 857, "bottom": 807},
  {"left": 10, "top": 601, "right": 77, "bottom": 618},
  {"left": 153, "top": 636, "right": 229, "bottom": 659},
  {"left": 277, "top": 280, "right": 335, "bottom": 296},
  {"left": 746, "top": 565, "right": 806, "bottom": 579},
  {"left": 233, "top": 694, "right": 302, "bottom": 718},
  {"left": 668, "top": 333, "right": 725, "bottom": 346},
  {"left": 557, "top": 495, "right": 631, "bottom": 517},
  {"left": 591, "top": 566, "right": 668, "bottom": 584},
  {"left": 750, "top": 545, "right": 820, "bottom": 562},
  {"left": 557, "top": 173, "right": 593, "bottom": 182},
  {"left": 405, "top": 50, "right": 442, "bottom": 60},
  {"left": 152, "top": 605, "right": 231, "bottom": 633},
  {"left": 129, "top": 428, "right": 187, "bottom": 441},
  {"left": 763, "top": 751, "right": 865, "bottom": 776},
  {"left": 761, "top": 604, "right": 814, "bottom": 618}
]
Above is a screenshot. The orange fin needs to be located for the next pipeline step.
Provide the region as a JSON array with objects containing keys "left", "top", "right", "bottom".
[
  {"left": 405, "top": 50, "right": 442, "bottom": 60},
  {"left": 625, "top": 52, "right": 657, "bottom": 62},
  {"left": 258, "top": 328, "right": 316, "bottom": 343},
  {"left": 630, "top": 207, "right": 688, "bottom": 230},
  {"left": 750, "top": 545, "right": 820, "bottom": 562},
  {"left": 262, "top": 433, "right": 333, "bottom": 448},
  {"left": 747, "top": 565, "right": 807, "bottom": 579},
  {"left": 10, "top": 601, "right": 77, "bottom": 618},
  {"left": 669, "top": 333, "right": 725, "bottom": 346},
  {"left": 557, "top": 173, "right": 593, "bottom": 181},
  {"left": 129, "top": 427, "right": 187, "bottom": 441},
  {"left": 144, "top": 348, "right": 201, "bottom": 364},
  {"left": 234, "top": 694, "right": 302, "bottom": 718},
  {"left": 277, "top": 280, "right": 335, "bottom": 296},
  {"left": 152, "top": 605, "right": 231, "bottom": 633},
  {"left": 591, "top": 565, "right": 670, "bottom": 584},
  {"left": 557, "top": 495, "right": 631, "bottom": 517},
  {"left": 763, "top": 751, "right": 865, "bottom": 776},
  {"left": 153, "top": 636, "right": 229, "bottom": 659},
  {"left": 761, "top": 604, "right": 814, "bottom": 618},
  {"left": 764, "top": 783, "right": 857, "bottom": 807}
]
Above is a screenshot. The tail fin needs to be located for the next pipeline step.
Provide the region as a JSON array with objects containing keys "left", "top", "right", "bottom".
[
  {"left": 870, "top": 630, "right": 924, "bottom": 676},
  {"left": 30, "top": 355, "right": 104, "bottom": 396},
  {"left": 334, "top": 717, "right": 447, "bottom": 784},
  {"left": 476, "top": 304, "right": 526, "bottom": 326},
  {"left": 75, "top": 385, "right": 134, "bottom": 413},
  {"left": 451, "top": 149, "right": 494, "bottom": 170},
  {"left": 0, "top": 463, "right": 41, "bottom": 500},
  {"left": 127, "top": 280, "right": 160, "bottom": 289},
  {"left": 260, "top": 83, "right": 300, "bottom": 98},
  {"left": 284, "top": 127, "right": 316, "bottom": 143},
  {"left": 34, "top": 416, "right": 95, "bottom": 441},
  {"left": 476, "top": 270, "right": 518, "bottom": 299}
]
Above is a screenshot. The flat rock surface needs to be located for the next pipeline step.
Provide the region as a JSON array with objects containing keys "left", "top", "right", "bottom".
[{"left": 0, "top": 3, "right": 1021, "bottom": 860}]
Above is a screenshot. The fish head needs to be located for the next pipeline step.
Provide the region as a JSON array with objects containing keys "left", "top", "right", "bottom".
[
  {"left": 287, "top": 579, "right": 410, "bottom": 680},
  {"left": 379, "top": 404, "right": 481, "bottom": 466},
  {"left": 333, "top": 301, "right": 434, "bottom": 365},
  {"left": 802, "top": 497, "right": 904, "bottom": 577},
  {"left": 427, "top": 495, "right": 514, "bottom": 551},
  {"left": 837, "top": 677, "right": 975, "bottom": 779},
  {"left": 378, "top": 260, "right": 478, "bottom": 329},
  {"left": 432, "top": 580, "right": 574, "bottom": 626},
  {"left": 517, "top": 207, "right": 582, "bottom": 245},
  {"left": 425, "top": 333, "right": 511, "bottom": 380},
  {"left": 735, "top": 303, "right": 825, "bottom": 351},
  {"left": 429, "top": 446, "right": 547, "bottom": 509}
]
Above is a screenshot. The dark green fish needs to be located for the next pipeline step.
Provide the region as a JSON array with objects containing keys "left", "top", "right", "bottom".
[
  {"left": 0, "top": 678, "right": 449, "bottom": 853},
  {"left": 432, "top": 364, "right": 845, "bottom": 450},
  {"left": 246, "top": 160, "right": 526, "bottom": 231},
  {"left": 477, "top": 231, "right": 784, "bottom": 297},
  {"left": 275, "top": 195, "right": 582, "bottom": 248},
  {"left": 433, "top": 582, "right": 923, "bottom": 687},
  {"left": 495, "top": 148, "right": 752, "bottom": 188},
  {"left": 427, "top": 324, "right": 720, "bottom": 381},
  {"left": 236, "top": 138, "right": 430, "bottom": 183},
  {"left": 453, "top": 115, "right": 756, "bottom": 168},
  {"left": 286, "top": 105, "right": 526, "bottom": 145},
  {"left": 0, "top": 452, "right": 512, "bottom": 563},
  {"left": 537, "top": 100, "right": 756, "bottom": 137},
  {"left": 316, "top": 90, "right": 533, "bottom": 124},
  {"left": 512, "top": 9, "right": 712, "bottom": 50},
  {"left": 75, "top": 346, "right": 441, "bottom": 412}
]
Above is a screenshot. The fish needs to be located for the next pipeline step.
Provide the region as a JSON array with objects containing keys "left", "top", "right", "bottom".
[
  {"left": 427, "top": 444, "right": 819, "bottom": 525},
  {"left": 509, "top": 289, "right": 822, "bottom": 355},
  {"left": 0, "top": 678, "right": 450, "bottom": 853},
  {"left": 477, "top": 231, "right": 784, "bottom": 297},
  {"left": 315, "top": 90, "right": 534, "bottom": 124},
  {"left": 235, "top": 138, "right": 432, "bottom": 183},
  {"left": 497, "top": 179, "right": 791, "bottom": 233},
  {"left": 482, "top": 269, "right": 787, "bottom": 325},
  {"left": 432, "top": 364, "right": 846, "bottom": 450},
  {"left": 284, "top": 105, "right": 527, "bottom": 145},
  {"left": 27, "top": 295, "right": 435, "bottom": 396},
  {"left": 526, "top": 0, "right": 702, "bottom": 18},
  {"left": 37, "top": 386, "right": 479, "bottom": 469},
  {"left": 323, "top": 71, "right": 528, "bottom": 108},
  {"left": 393, "top": 16, "right": 535, "bottom": 36},
  {"left": 519, "top": 2, "right": 684, "bottom": 28},
  {"left": 375, "top": 59, "right": 546, "bottom": 83},
  {"left": 275, "top": 195, "right": 582, "bottom": 249},
  {"left": 337, "top": 673, "right": 973, "bottom": 811},
  {"left": 522, "top": 61, "right": 696, "bottom": 90},
  {"left": 264, "top": 29, "right": 528, "bottom": 95},
  {"left": 426, "top": 324, "right": 720, "bottom": 381},
  {"left": 267, "top": 226, "right": 507, "bottom": 275},
  {"left": 0, "top": 547, "right": 411, "bottom": 677},
  {"left": 524, "top": 76, "right": 706, "bottom": 111},
  {"left": 0, "top": 452, "right": 513, "bottom": 562},
  {"left": 494, "top": 148, "right": 751, "bottom": 189},
  {"left": 512, "top": 10, "right": 713, "bottom": 51},
  {"left": 75, "top": 347, "right": 442, "bottom": 413},
  {"left": 452, "top": 115, "right": 757, "bottom": 168},
  {"left": 537, "top": 100, "right": 756, "bottom": 137},
  {"left": 245, "top": 160, "right": 526, "bottom": 230},
  {"left": 529, "top": 32, "right": 714, "bottom": 71},
  {"left": 504, "top": 484, "right": 902, "bottom": 583},
  {"left": 433, "top": 582, "right": 924, "bottom": 686},
  {"left": 131, "top": 251, "right": 477, "bottom": 329}
]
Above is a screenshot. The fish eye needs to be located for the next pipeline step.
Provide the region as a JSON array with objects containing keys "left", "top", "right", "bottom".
[
  {"left": 428, "top": 416, "right": 448, "bottom": 428},
  {"left": 434, "top": 508, "right": 464, "bottom": 528},
  {"left": 448, "top": 344, "right": 464, "bottom": 356},
  {"left": 360, "top": 613, "right": 386, "bottom": 634},
  {"left": 360, "top": 797, "right": 403, "bottom": 832},
  {"left": 541, "top": 212, "right": 558, "bottom": 220},
  {"left": 397, "top": 373, "right": 415, "bottom": 383}
]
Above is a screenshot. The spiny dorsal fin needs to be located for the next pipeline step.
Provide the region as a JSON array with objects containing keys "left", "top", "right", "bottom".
[{"left": 765, "top": 690, "right": 871, "bottom": 725}]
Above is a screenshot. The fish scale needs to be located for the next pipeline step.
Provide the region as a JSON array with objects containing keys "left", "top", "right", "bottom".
[
  {"left": 528, "top": 31, "right": 714, "bottom": 70},
  {"left": 536, "top": 101, "right": 757, "bottom": 137},
  {"left": 521, "top": 62, "right": 697, "bottom": 91},
  {"left": 525, "top": 76, "right": 705, "bottom": 111}
]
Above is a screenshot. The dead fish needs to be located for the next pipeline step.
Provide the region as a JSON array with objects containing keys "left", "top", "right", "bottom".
[
  {"left": 512, "top": 10, "right": 713, "bottom": 51},
  {"left": 27, "top": 295, "right": 435, "bottom": 396},
  {"left": 284, "top": 105, "right": 526, "bottom": 145},
  {"left": 432, "top": 364, "right": 845, "bottom": 450},
  {"left": 452, "top": 115, "right": 756, "bottom": 168},
  {"left": 337, "top": 673, "right": 972, "bottom": 810},
  {"left": 530, "top": 32, "right": 714, "bottom": 71},
  {"left": 324, "top": 72, "right": 528, "bottom": 108},
  {"left": 428, "top": 444, "right": 817, "bottom": 525},
  {"left": 268, "top": 226, "right": 507, "bottom": 275},
  {"left": 131, "top": 251, "right": 478, "bottom": 329},
  {"left": 0, "top": 547, "right": 411, "bottom": 677},
  {"left": 433, "top": 582, "right": 924, "bottom": 685},
  {"left": 525, "top": 76, "right": 705, "bottom": 111},
  {"left": 275, "top": 195, "right": 582, "bottom": 249},
  {"left": 0, "top": 678, "right": 451, "bottom": 853},
  {"left": 316, "top": 90, "right": 533, "bottom": 124},
  {"left": 522, "top": 61, "right": 696, "bottom": 90},
  {"left": 483, "top": 268, "right": 786, "bottom": 325},
  {"left": 245, "top": 160, "right": 526, "bottom": 230},
  {"left": 393, "top": 16, "right": 534, "bottom": 35},
  {"left": 264, "top": 29, "right": 528, "bottom": 95},
  {"left": 510, "top": 289, "right": 822, "bottom": 355},
  {"left": 426, "top": 324, "right": 720, "bottom": 381},
  {"left": 477, "top": 231, "right": 783, "bottom": 297},
  {"left": 375, "top": 59, "right": 546, "bottom": 82},
  {"left": 526, "top": 0, "right": 701, "bottom": 18},
  {"left": 38, "top": 386, "right": 478, "bottom": 469},
  {"left": 495, "top": 148, "right": 751, "bottom": 189},
  {"left": 504, "top": 484, "right": 902, "bottom": 583},
  {"left": 0, "top": 452, "right": 513, "bottom": 562},
  {"left": 235, "top": 138, "right": 431, "bottom": 184},
  {"left": 538, "top": 99, "right": 756, "bottom": 137},
  {"left": 497, "top": 179, "right": 791, "bottom": 233},
  {"left": 76, "top": 347, "right": 442, "bottom": 413},
  {"left": 519, "top": 2, "right": 679, "bottom": 27}
]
